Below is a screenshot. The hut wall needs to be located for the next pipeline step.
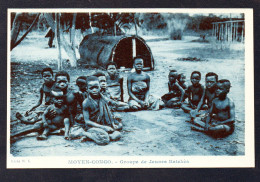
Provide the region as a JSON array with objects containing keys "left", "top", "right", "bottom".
[{"left": 79, "top": 34, "right": 154, "bottom": 70}]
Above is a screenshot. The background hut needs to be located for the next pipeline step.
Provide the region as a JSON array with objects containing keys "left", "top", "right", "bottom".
[{"left": 79, "top": 34, "right": 154, "bottom": 70}]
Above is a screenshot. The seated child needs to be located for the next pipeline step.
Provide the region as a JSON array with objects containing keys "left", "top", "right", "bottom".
[
  {"left": 80, "top": 76, "right": 123, "bottom": 144},
  {"left": 67, "top": 76, "right": 88, "bottom": 125},
  {"left": 93, "top": 71, "right": 129, "bottom": 111},
  {"left": 178, "top": 73, "right": 187, "bottom": 90},
  {"left": 181, "top": 71, "right": 205, "bottom": 120},
  {"left": 161, "top": 70, "right": 185, "bottom": 108},
  {"left": 106, "top": 62, "right": 124, "bottom": 102},
  {"left": 196, "top": 72, "right": 218, "bottom": 112},
  {"left": 11, "top": 90, "right": 70, "bottom": 140},
  {"left": 15, "top": 67, "right": 55, "bottom": 124},
  {"left": 191, "top": 79, "right": 235, "bottom": 138},
  {"left": 127, "top": 57, "right": 164, "bottom": 111},
  {"left": 52, "top": 70, "right": 72, "bottom": 95}
]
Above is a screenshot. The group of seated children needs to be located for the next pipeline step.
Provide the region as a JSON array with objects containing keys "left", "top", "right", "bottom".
[
  {"left": 12, "top": 57, "right": 235, "bottom": 145},
  {"left": 161, "top": 69, "right": 235, "bottom": 138}
]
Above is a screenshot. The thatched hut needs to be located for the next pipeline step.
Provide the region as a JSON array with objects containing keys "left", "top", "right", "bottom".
[{"left": 78, "top": 34, "right": 154, "bottom": 70}]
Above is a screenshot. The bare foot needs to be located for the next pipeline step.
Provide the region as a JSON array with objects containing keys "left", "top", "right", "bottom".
[
  {"left": 37, "top": 134, "right": 48, "bottom": 140},
  {"left": 109, "top": 131, "right": 121, "bottom": 141},
  {"left": 64, "top": 135, "right": 71, "bottom": 140}
]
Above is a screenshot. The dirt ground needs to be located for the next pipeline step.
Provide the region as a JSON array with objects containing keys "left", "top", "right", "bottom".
[{"left": 10, "top": 32, "right": 245, "bottom": 156}]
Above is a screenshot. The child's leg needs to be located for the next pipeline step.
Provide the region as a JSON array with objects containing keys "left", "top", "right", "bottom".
[
  {"left": 11, "top": 121, "right": 43, "bottom": 138},
  {"left": 192, "top": 118, "right": 207, "bottom": 128},
  {"left": 181, "top": 103, "right": 193, "bottom": 113},
  {"left": 37, "top": 127, "right": 49, "bottom": 140},
  {"left": 166, "top": 97, "right": 181, "bottom": 108},
  {"left": 109, "top": 131, "right": 121, "bottom": 141},
  {"left": 64, "top": 118, "right": 70, "bottom": 140},
  {"left": 16, "top": 112, "right": 39, "bottom": 124},
  {"left": 37, "top": 120, "right": 53, "bottom": 140},
  {"left": 128, "top": 100, "right": 141, "bottom": 111},
  {"left": 191, "top": 125, "right": 206, "bottom": 132},
  {"left": 148, "top": 95, "right": 164, "bottom": 110},
  {"left": 115, "top": 104, "right": 130, "bottom": 111},
  {"left": 81, "top": 127, "right": 110, "bottom": 145}
]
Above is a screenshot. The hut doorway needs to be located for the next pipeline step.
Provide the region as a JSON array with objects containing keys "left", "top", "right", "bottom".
[
  {"left": 112, "top": 37, "right": 154, "bottom": 70},
  {"left": 79, "top": 34, "right": 154, "bottom": 70}
]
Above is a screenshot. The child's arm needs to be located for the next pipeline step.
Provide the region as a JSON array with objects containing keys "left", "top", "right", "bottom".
[
  {"left": 66, "top": 92, "right": 76, "bottom": 125},
  {"left": 144, "top": 75, "right": 150, "bottom": 105},
  {"left": 205, "top": 102, "right": 214, "bottom": 131},
  {"left": 82, "top": 100, "right": 114, "bottom": 132},
  {"left": 26, "top": 87, "right": 44, "bottom": 114},
  {"left": 218, "top": 99, "right": 235, "bottom": 125},
  {"left": 175, "top": 81, "right": 185, "bottom": 102},
  {"left": 42, "top": 106, "right": 52, "bottom": 127},
  {"left": 196, "top": 86, "right": 206, "bottom": 112},
  {"left": 168, "top": 82, "right": 172, "bottom": 92},
  {"left": 186, "top": 86, "right": 194, "bottom": 107},
  {"left": 119, "top": 76, "right": 124, "bottom": 102}
]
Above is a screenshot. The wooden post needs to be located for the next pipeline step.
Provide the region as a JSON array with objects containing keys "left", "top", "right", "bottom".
[
  {"left": 132, "top": 38, "right": 136, "bottom": 58},
  {"left": 221, "top": 23, "right": 224, "bottom": 41},
  {"left": 236, "top": 22, "right": 239, "bottom": 41},
  {"left": 89, "top": 12, "right": 94, "bottom": 34},
  {"left": 225, "top": 22, "right": 228, "bottom": 41},
  {"left": 235, "top": 22, "right": 237, "bottom": 41},
  {"left": 231, "top": 22, "right": 233, "bottom": 41},
  {"left": 242, "top": 22, "right": 244, "bottom": 42},
  {"left": 212, "top": 24, "right": 215, "bottom": 38},
  {"left": 55, "top": 13, "right": 62, "bottom": 71}
]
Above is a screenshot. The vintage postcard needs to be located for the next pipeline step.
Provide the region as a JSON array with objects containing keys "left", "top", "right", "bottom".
[{"left": 7, "top": 8, "right": 254, "bottom": 168}]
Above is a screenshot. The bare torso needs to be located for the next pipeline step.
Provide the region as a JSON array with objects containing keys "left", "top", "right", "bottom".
[
  {"left": 205, "top": 89, "right": 216, "bottom": 108},
  {"left": 128, "top": 72, "right": 150, "bottom": 101},
  {"left": 212, "top": 97, "right": 231, "bottom": 121},
  {"left": 46, "top": 105, "right": 68, "bottom": 126}
]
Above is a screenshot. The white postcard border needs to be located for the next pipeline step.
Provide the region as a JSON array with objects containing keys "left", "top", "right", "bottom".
[{"left": 6, "top": 8, "right": 254, "bottom": 168}]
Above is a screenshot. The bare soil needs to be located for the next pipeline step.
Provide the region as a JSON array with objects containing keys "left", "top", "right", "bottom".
[{"left": 10, "top": 32, "right": 245, "bottom": 156}]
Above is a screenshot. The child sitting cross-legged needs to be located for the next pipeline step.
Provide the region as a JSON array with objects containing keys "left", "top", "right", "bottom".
[
  {"left": 190, "top": 79, "right": 235, "bottom": 138},
  {"left": 80, "top": 76, "right": 123, "bottom": 144},
  {"left": 181, "top": 71, "right": 205, "bottom": 121}
]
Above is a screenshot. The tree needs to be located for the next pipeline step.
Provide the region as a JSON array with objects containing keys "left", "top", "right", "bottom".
[
  {"left": 44, "top": 13, "right": 78, "bottom": 68},
  {"left": 11, "top": 13, "right": 40, "bottom": 50}
]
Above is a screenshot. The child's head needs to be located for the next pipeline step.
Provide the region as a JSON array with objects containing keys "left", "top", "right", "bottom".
[
  {"left": 76, "top": 76, "right": 87, "bottom": 92},
  {"left": 86, "top": 76, "right": 101, "bottom": 97},
  {"left": 177, "top": 73, "right": 186, "bottom": 84},
  {"left": 93, "top": 71, "right": 107, "bottom": 89},
  {"left": 55, "top": 71, "right": 70, "bottom": 90},
  {"left": 41, "top": 67, "right": 53, "bottom": 84},
  {"left": 133, "top": 56, "right": 144, "bottom": 71},
  {"left": 106, "top": 62, "right": 118, "bottom": 76},
  {"left": 51, "top": 90, "right": 64, "bottom": 106},
  {"left": 190, "top": 71, "right": 201, "bottom": 86},
  {"left": 216, "top": 79, "right": 231, "bottom": 98},
  {"left": 205, "top": 72, "right": 218, "bottom": 89},
  {"left": 168, "top": 70, "right": 178, "bottom": 83}
]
